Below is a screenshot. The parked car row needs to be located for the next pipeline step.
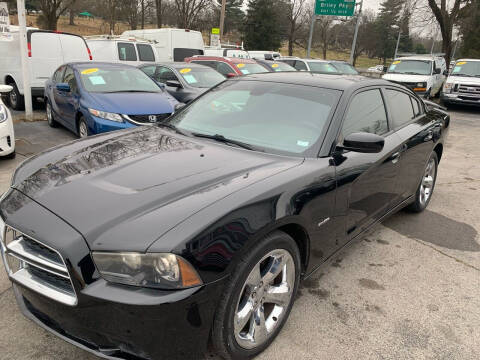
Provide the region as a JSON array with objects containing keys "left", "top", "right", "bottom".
[{"left": 441, "top": 58, "right": 480, "bottom": 108}]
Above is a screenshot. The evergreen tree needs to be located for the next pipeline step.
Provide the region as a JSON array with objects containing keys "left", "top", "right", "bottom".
[
  {"left": 374, "top": 0, "right": 404, "bottom": 63},
  {"left": 243, "top": 0, "right": 284, "bottom": 50},
  {"left": 458, "top": 1, "right": 480, "bottom": 58},
  {"left": 223, "top": 0, "right": 244, "bottom": 34}
]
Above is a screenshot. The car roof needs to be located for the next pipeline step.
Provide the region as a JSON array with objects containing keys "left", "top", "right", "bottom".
[
  {"left": 187, "top": 56, "right": 257, "bottom": 64},
  {"left": 303, "top": 59, "right": 330, "bottom": 63},
  {"left": 139, "top": 62, "right": 211, "bottom": 69},
  {"left": 232, "top": 72, "right": 396, "bottom": 91},
  {"left": 69, "top": 62, "right": 138, "bottom": 70}
]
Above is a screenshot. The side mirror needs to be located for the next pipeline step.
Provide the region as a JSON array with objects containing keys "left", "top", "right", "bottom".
[
  {"left": 339, "top": 132, "right": 384, "bottom": 153},
  {"left": 166, "top": 80, "right": 182, "bottom": 88},
  {"left": 434, "top": 68, "right": 441, "bottom": 74},
  {"left": 56, "top": 83, "right": 70, "bottom": 92},
  {"left": 226, "top": 73, "right": 237, "bottom": 78},
  {"left": 443, "top": 70, "right": 448, "bottom": 76}
]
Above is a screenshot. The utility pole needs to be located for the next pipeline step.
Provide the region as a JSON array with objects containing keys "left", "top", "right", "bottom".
[
  {"left": 349, "top": 0, "right": 363, "bottom": 65},
  {"left": 307, "top": 12, "right": 316, "bottom": 58},
  {"left": 394, "top": 30, "right": 401, "bottom": 59},
  {"left": 430, "top": 37, "right": 435, "bottom": 54},
  {"left": 17, "top": 0, "right": 32, "bottom": 120},
  {"left": 219, "top": 0, "right": 226, "bottom": 41},
  {"left": 451, "top": 39, "right": 458, "bottom": 61}
]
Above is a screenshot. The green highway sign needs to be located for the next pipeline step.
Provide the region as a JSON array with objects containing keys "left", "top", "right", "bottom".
[{"left": 315, "top": 0, "right": 356, "bottom": 17}]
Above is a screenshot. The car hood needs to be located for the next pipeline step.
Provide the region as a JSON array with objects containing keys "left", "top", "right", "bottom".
[
  {"left": 88, "top": 91, "right": 177, "bottom": 115},
  {"left": 445, "top": 75, "right": 480, "bottom": 85},
  {"left": 382, "top": 73, "right": 431, "bottom": 82},
  {"left": 12, "top": 127, "right": 302, "bottom": 252}
]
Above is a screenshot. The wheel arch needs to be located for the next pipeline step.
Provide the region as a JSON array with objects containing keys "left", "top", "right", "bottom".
[
  {"left": 433, "top": 143, "right": 443, "bottom": 163},
  {"left": 4, "top": 74, "right": 16, "bottom": 86}
]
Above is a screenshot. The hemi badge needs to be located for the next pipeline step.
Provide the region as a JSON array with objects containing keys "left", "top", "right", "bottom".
[{"left": 318, "top": 217, "right": 330, "bottom": 227}]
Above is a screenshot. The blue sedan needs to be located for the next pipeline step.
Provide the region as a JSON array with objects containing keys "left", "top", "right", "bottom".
[{"left": 44, "top": 62, "right": 179, "bottom": 137}]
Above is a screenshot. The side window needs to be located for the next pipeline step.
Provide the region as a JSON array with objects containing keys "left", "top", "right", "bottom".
[
  {"left": 62, "top": 66, "right": 78, "bottom": 93},
  {"left": 216, "top": 62, "right": 235, "bottom": 76},
  {"left": 137, "top": 44, "right": 155, "bottom": 62},
  {"left": 156, "top": 66, "right": 178, "bottom": 83},
  {"left": 53, "top": 66, "right": 65, "bottom": 83},
  {"left": 294, "top": 61, "right": 307, "bottom": 71},
  {"left": 118, "top": 42, "right": 137, "bottom": 61},
  {"left": 385, "top": 89, "right": 415, "bottom": 128},
  {"left": 410, "top": 97, "right": 421, "bottom": 117},
  {"left": 282, "top": 60, "right": 295, "bottom": 67},
  {"left": 342, "top": 89, "right": 388, "bottom": 137}
]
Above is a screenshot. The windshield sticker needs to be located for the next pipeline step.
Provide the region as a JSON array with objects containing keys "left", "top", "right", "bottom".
[
  {"left": 237, "top": 64, "right": 245, "bottom": 68},
  {"left": 89, "top": 75, "right": 106, "bottom": 85},
  {"left": 297, "top": 140, "right": 309, "bottom": 147},
  {"left": 389, "top": 64, "right": 397, "bottom": 70},
  {"left": 81, "top": 68, "right": 99, "bottom": 75},
  {"left": 271, "top": 63, "right": 279, "bottom": 68},
  {"left": 240, "top": 69, "right": 250, "bottom": 74},
  {"left": 456, "top": 61, "right": 467, "bottom": 65},
  {"left": 180, "top": 68, "right": 191, "bottom": 74},
  {"left": 452, "top": 66, "right": 461, "bottom": 73},
  {"left": 183, "top": 74, "right": 198, "bottom": 84},
  {"left": 392, "top": 60, "right": 401, "bottom": 65}
]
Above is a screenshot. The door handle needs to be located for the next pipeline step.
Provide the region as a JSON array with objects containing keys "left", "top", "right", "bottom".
[{"left": 391, "top": 152, "right": 401, "bottom": 164}]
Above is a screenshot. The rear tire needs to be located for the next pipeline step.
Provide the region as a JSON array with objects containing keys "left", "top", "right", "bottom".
[
  {"left": 407, "top": 152, "right": 438, "bottom": 213},
  {"left": 46, "top": 101, "right": 58, "bottom": 128},
  {"left": 212, "top": 231, "right": 301, "bottom": 360},
  {"left": 8, "top": 82, "right": 24, "bottom": 111},
  {"left": 78, "top": 116, "right": 89, "bottom": 138}
]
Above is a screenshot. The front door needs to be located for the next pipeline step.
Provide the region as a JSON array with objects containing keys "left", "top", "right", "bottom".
[
  {"left": 56, "top": 66, "right": 79, "bottom": 131},
  {"left": 333, "top": 88, "right": 403, "bottom": 244}
]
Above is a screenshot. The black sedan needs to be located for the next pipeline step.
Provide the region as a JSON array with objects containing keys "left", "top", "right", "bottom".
[
  {"left": 0, "top": 73, "right": 449, "bottom": 360},
  {"left": 139, "top": 62, "right": 225, "bottom": 103}
]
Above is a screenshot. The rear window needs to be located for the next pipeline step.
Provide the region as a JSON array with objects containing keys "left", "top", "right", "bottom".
[
  {"left": 268, "top": 62, "right": 295, "bottom": 72},
  {"left": 235, "top": 63, "right": 269, "bottom": 75},
  {"left": 137, "top": 44, "right": 155, "bottom": 62},
  {"left": 307, "top": 62, "right": 338, "bottom": 73},
  {"left": 174, "top": 48, "right": 204, "bottom": 62},
  {"left": 118, "top": 42, "right": 137, "bottom": 61}
]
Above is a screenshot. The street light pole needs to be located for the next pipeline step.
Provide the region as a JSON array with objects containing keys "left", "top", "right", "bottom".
[
  {"left": 219, "top": 0, "right": 226, "bottom": 42},
  {"left": 394, "top": 30, "right": 401, "bottom": 59},
  {"left": 307, "top": 11, "right": 316, "bottom": 58},
  {"left": 17, "top": 0, "right": 32, "bottom": 120},
  {"left": 349, "top": 0, "right": 362, "bottom": 65}
]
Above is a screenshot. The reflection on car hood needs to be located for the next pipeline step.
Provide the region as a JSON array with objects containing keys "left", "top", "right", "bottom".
[
  {"left": 12, "top": 127, "right": 302, "bottom": 252},
  {"left": 90, "top": 91, "right": 177, "bottom": 115}
]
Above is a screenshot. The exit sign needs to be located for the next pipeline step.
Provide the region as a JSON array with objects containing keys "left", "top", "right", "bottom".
[{"left": 315, "top": 0, "right": 356, "bottom": 17}]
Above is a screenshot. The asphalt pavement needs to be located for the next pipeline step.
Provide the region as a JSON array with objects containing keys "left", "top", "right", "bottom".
[{"left": 0, "top": 106, "right": 479, "bottom": 360}]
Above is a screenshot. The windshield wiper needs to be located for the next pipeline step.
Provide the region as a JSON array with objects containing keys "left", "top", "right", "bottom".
[
  {"left": 192, "top": 133, "right": 259, "bottom": 151},
  {"left": 156, "top": 122, "right": 190, "bottom": 136}
]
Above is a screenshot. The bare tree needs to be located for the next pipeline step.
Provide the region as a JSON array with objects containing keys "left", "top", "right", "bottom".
[
  {"left": 37, "top": 0, "right": 75, "bottom": 30},
  {"left": 426, "top": 0, "right": 471, "bottom": 65},
  {"left": 107, "top": 0, "right": 118, "bottom": 34},
  {"left": 174, "top": 0, "right": 210, "bottom": 28},
  {"left": 315, "top": 16, "right": 334, "bottom": 59},
  {"left": 155, "top": 0, "right": 163, "bottom": 27},
  {"left": 286, "top": 0, "right": 308, "bottom": 56}
]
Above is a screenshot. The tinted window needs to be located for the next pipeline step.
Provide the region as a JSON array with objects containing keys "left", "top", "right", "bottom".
[
  {"left": 63, "top": 66, "right": 77, "bottom": 93},
  {"left": 174, "top": 48, "right": 203, "bottom": 62},
  {"left": 385, "top": 89, "right": 414, "bottom": 128},
  {"left": 281, "top": 60, "right": 295, "bottom": 67},
  {"left": 294, "top": 61, "right": 307, "bottom": 71},
  {"left": 155, "top": 66, "right": 178, "bottom": 83},
  {"left": 53, "top": 66, "right": 66, "bottom": 83},
  {"left": 137, "top": 44, "right": 155, "bottom": 62},
  {"left": 342, "top": 89, "right": 388, "bottom": 137},
  {"left": 118, "top": 42, "right": 137, "bottom": 61},
  {"left": 411, "top": 97, "right": 421, "bottom": 117},
  {"left": 169, "top": 81, "right": 340, "bottom": 156},
  {"left": 141, "top": 65, "right": 156, "bottom": 77}
]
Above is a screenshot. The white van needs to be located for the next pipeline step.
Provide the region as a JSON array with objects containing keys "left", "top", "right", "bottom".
[
  {"left": 122, "top": 28, "right": 204, "bottom": 62},
  {"left": 248, "top": 51, "right": 282, "bottom": 60},
  {"left": 204, "top": 47, "right": 250, "bottom": 58},
  {"left": 441, "top": 59, "right": 480, "bottom": 107},
  {"left": 86, "top": 36, "right": 158, "bottom": 66},
  {"left": 0, "top": 27, "right": 92, "bottom": 110},
  {"left": 382, "top": 55, "right": 447, "bottom": 99}
]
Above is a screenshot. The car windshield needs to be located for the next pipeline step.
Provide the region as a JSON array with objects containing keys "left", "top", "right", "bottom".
[
  {"left": 177, "top": 67, "right": 226, "bottom": 88},
  {"left": 168, "top": 80, "right": 340, "bottom": 156},
  {"left": 451, "top": 61, "right": 480, "bottom": 77},
  {"left": 307, "top": 62, "right": 339, "bottom": 74},
  {"left": 235, "top": 63, "right": 269, "bottom": 75},
  {"left": 267, "top": 62, "right": 296, "bottom": 72},
  {"left": 331, "top": 62, "right": 359, "bottom": 74},
  {"left": 388, "top": 60, "right": 432, "bottom": 75},
  {"left": 79, "top": 67, "right": 161, "bottom": 93}
]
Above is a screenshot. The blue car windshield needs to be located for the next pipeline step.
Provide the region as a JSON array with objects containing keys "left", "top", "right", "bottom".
[
  {"left": 168, "top": 80, "right": 340, "bottom": 156},
  {"left": 79, "top": 67, "right": 161, "bottom": 93}
]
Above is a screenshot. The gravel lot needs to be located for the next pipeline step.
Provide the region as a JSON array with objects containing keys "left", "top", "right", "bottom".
[{"left": 0, "top": 106, "right": 479, "bottom": 360}]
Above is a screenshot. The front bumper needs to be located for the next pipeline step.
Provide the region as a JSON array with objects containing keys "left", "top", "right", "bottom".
[
  {"left": 12, "top": 278, "right": 224, "bottom": 360},
  {"left": 441, "top": 93, "right": 480, "bottom": 107},
  {"left": 88, "top": 115, "right": 136, "bottom": 135},
  {"left": 0, "top": 118, "right": 15, "bottom": 156}
]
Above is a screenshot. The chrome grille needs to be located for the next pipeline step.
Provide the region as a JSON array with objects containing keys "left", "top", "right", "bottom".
[
  {"left": 1, "top": 225, "right": 77, "bottom": 306},
  {"left": 458, "top": 84, "right": 480, "bottom": 98},
  {"left": 125, "top": 113, "right": 171, "bottom": 124}
]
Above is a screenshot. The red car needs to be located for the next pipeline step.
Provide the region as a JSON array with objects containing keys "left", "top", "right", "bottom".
[{"left": 184, "top": 56, "right": 269, "bottom": 77}]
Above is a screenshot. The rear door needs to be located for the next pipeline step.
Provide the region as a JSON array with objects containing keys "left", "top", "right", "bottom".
[
  {"left": 30, "top": 32, "right": 63, "bottom": 88},
  {"left": 333, "top": 88, "right": 403, "bottom": 244},
  {"left": 384, "top": 88, "right": 437, "bottom": 201},
  {"left": 57, "top": 66, "right": 80, "bottom": 131},
  {"left": 59, "top": 34, "right": 90, "bottom": 63}
]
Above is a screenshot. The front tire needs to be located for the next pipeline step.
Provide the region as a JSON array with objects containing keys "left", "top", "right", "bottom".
[
  {"left": 212, "top": 231, "right": 300, "bottom": 360},
  {"left": 407, "top": 152, "right": 438, "bottom": 212},
  {"left": 78, "top": 116, "right": 89, "bottom": 138},
  {"left": 46, "top": 101, "right": 58, "bottom": 127}
]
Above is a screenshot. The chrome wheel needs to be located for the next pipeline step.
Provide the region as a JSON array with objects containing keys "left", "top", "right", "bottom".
[
  {"left": 419, "top": 157, "right": 436, "bottom": 206},
  {"left": 234, "top": 249, "right": 295, "bottom": 349},
  {"left": 79, "top": 121, "right": 88, "bottom": 138}
]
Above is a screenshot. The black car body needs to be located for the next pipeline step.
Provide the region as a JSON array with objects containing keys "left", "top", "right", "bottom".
[
  {"left": 138, "top": 62, "right": 225, "bottom": 104},
  {"left": 0, "top": 73, "right": 449, "bottom": 360}
]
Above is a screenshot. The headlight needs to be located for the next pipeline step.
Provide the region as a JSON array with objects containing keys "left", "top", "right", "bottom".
[
  {"left": 416, "top": 82, "right": 427, "bottom": 88},
  {"left": 0, "top": 104, "right": 8, "bottom": 123},
  {"left": 88, "top": 108, "right": 123, "bottom": 123},
  {"left": 92, "top": 252, "right": 203, "bottom": 289}
]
